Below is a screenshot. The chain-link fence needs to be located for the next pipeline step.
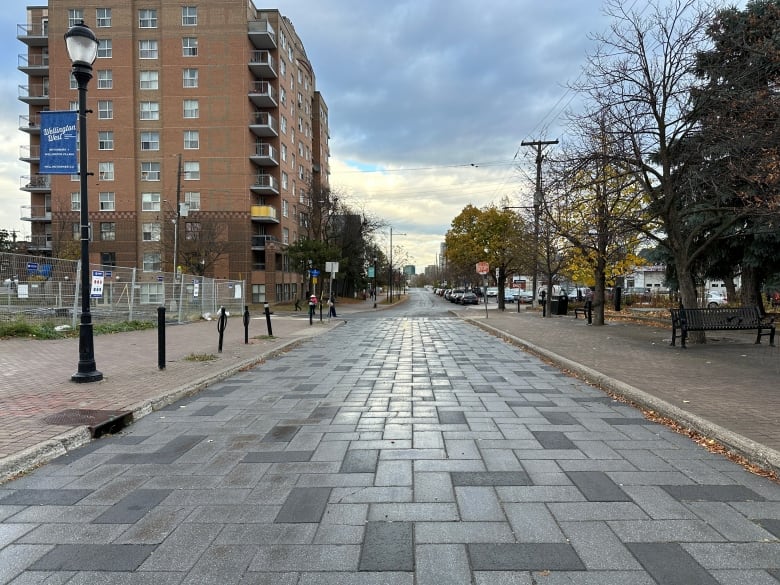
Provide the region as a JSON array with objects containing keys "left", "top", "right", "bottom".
[{"left": 0, "top": 252, "right": 245, "bottom": 327}]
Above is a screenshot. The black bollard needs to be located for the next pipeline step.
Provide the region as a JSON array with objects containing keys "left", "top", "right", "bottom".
[
  {"left": 586, "top": 300, "right": 593, "bottom": 325},
  {"left": 319, "top": 300, "right": 323, "bottom": 322},
  {"left": 264, "top": 303, "right": 273, "bottom": 336},
  {"left": 541, "top": 291, "right": 547, "bottom": 317},
  {"left": 217, "top": 306, "right": 227, "bottom": 352},
  {"left": 243, "top": 305, "right": 250, "bottom": 344},
  {"left": 157, "top": 306, "right": 166, "bottom": 370},
  {"left": 614, "top": 286, "right": 622, "bottom": 312}
]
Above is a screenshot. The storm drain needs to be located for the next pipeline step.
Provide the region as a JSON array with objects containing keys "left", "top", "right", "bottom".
[{"left": 42, "top": 409, "right": 133, "bottom": 438}]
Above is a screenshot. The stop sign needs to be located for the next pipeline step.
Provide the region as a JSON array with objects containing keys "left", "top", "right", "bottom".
[{"left": 476, "top": 261, "right": 489, "bottom": 275}]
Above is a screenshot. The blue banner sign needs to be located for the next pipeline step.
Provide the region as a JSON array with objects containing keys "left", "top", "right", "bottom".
[{"left": 40, "top": 111, "right": 79, "bottom": 174}]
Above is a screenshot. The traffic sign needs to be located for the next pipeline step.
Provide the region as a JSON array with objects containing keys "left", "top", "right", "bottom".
[
  {"left": 476, "top": 261, "right": 489, "bottom": 275},
  {"left": 310, "top": 269, "right": 320, "bottom": 276}
]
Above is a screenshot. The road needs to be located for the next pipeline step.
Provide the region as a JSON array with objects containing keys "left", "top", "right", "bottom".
[{"left": 0, "top": 289, "right": 778, "bottom": 584}]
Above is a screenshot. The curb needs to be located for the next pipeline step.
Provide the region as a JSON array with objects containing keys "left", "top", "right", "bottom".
[{"left": 468, "top": 317, "right": 780, "bottom": 477}]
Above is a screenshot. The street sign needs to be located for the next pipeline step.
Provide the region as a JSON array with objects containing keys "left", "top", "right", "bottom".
[
  {"left": 310, "top": 269, "right": 320, "bottom": 276},
  {"left": 476, "top": 261, "right": 489, "bottom": 275}
]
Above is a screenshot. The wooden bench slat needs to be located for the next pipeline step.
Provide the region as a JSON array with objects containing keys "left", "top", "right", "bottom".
[{"left": 670, "top": 306, "right": 775, "bottom": 348}]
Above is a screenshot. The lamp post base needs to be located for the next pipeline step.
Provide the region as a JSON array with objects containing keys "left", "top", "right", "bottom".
[{"left": 71, "top": 369, "right": 103, "bottom": 383}]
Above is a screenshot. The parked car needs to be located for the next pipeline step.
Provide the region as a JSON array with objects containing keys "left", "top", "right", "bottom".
[
  {"left": 513, "top": 289, "right": 534, "bottom": 303},
  {"left": 459, "top": 291, "right": 479, "bottom": 305},
  {"left": 486, "top": 287, "right": 498, "bottom": 298},
  {"left": 705, "top": 290, "right": 727, "bottom": 308}
]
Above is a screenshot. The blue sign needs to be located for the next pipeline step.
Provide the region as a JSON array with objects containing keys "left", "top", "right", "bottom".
[
  {"left": 310, "top": 269, "right": 320, "bottom": 276},
  {"left": 157, "top": 275, "right": 164, "bottom": 282},
  {"left": 40, "top": 111, "right": 79, "bottom": 174},
  {"left": 26, "top": 262, "right": 38, "bottom": 272}
]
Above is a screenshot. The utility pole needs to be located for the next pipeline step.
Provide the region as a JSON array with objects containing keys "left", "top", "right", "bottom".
[{"left": 521, "top": 139, "right": 558, "bottom": 309}]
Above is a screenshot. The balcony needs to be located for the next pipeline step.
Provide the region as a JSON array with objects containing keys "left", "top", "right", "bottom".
[
  {"left": 251, "top": 174, "right": 279, "bottom": 195},
  {"left": 250, "top": 205, "right": 279, "bottom": 223},
  {"left": 249, "top": 50, "right": 276, "bottom": 78},
  {"left": 20, "top": 204, "right": 51, "bottom": 222},
  {"left": 251, "top": 234, "right": 279, "bottom": 250},
  {"left": 17, "top": 23, "right": 48, "bottom": 47},
  {"left": 28, "top": 234, "right": 52, "bottom": 251},
  {"left": 249, "top": 111, "right": 278, "bottom": 137},
  {"left": 248, "top": 81, "right": 277, "bottom": 108},
  {"left": 21, "top": 174, "right": 51, "bottom": 192},
  {"left": 18, "top": 84, "right": 49, "bottom": 106},
  {"left": 18, "top": 52, "right": 49, "bottom": 76},
  {"left": 19, "top": 114, "right": 41, "bottom": 134},
  {"left": 250, "top": 143, "right": 278, "bottom": 167},
  {"left": 19, "top": 144, "right": 40, "bottom": 163},
  {"left": 248, "top": 20, "right": 276, "bottom": 49}
]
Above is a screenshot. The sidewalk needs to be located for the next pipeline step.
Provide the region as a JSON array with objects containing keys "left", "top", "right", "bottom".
[
  {"left": 458, "top": 303, "right": 780, "bottom": 475},
  {"left": 1, "top": 296, "right": 778, "bottom": 484}
]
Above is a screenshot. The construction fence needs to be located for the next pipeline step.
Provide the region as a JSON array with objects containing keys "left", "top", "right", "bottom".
[{"left": 0, "top": 252, "right": 245, "bottom": 327}]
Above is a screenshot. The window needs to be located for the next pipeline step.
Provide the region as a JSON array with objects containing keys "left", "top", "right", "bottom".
[
  {"left": 97, "top": 100, "right": 113, "bottom": 119},
  {"left": 101, "top": 252, "right": 116, "bottom": 266},
  {"left": 140, "top": 282, "right": 163, "bottom": 303},
  {"left": 252, "top": 284, "right": 266, "bottom": 304},
  {"left": 98, "top": 131, "right": 113, "bottom": 150},
  {"left": 139, "top": 40, "right": 158, "bottom": 59},
  {"left": 71, "top": 192, "right": 80, "bottom": 211},
  {"left": 183, "top": 99, "right": 199, "bottom": 118},
  {"left": 184, "top": 221, "right": 200, "bottom": 240},
  {"left": 283, "top": 227, "right": 289, "bottom": 245},
  {"left": 281, "top": 172, "right": 288, "bottom": 190},
  {"left": 182, "top": 37, "right": 198, "bottom": 56},
  {"left": 96, "top": 8, "right": 112, "bottom": 27},
  {"left": 142, "top": 222, "right": 161, "bottom": 241},
  {"left": 139, "top": 9, "right": 157, "bottom": 28},
  {"left": 69, "top": 100, "right": 78, "bottom": 111},
  {"left": 279, "top": 58, "right": 286, "bottom": 77},
  {"left": 281, "top": 144, "right": 287, "bottom": 162},
  {"left": 282, "top": 199, "right": 289, "bottom": 217},
  {"left": 280, "top": 116, "right": 287, "bottom": 134},
  {"left": 99, "top": 191, "right": 115, "bottom": 211},
  {"left": 97, "top": 70, "right": 112, "bottom": 89},
  {"left": 142, "top": 254, "right": 161, "bottom": 274},
  {"left": 140, "top": 131, "right": 160, "bottom": 151},
  {"left": 72, "top": 222, "right": 80, "bottom": 240},
  {"left": 182, "top": 68, "right": 198, "bottom": 88},
  {"left": 140, "top": 101, "right": 159, "bottom": 120},
  {"left": 184, "top": 191, "right": 200, "bottom": 210},
  {"left": 68, "top": 9, "right": 84, "bottom": 27},
  {"left": 100, "top": 222, "right": 116, "bottom": 241},
  {"left": 183, "top": 161, "right": 199, "bottom": 180},
  {"left": 70, "top": 73, "right": 78, "bottom": 90},
  {"left": 280, "top": 87, "right": 286, "bottom": 105},
  {"left": 183, "top": 130, "right": 199, "bottom": 150},
  {"left": 182, "top": 6, "right": 197, "bottom": 25},
  {"left": 141, "top": 192, "right": 161, "bottom": 211},
  {"left": 141, "top": 162, "right": 161, "bottom": 181},
  {"left": 98, "top": 163, "right": 114, "bottom": 181},
  {"left": 139, "top": 71, "right": 159, "bottom": 90},
  {"left": 97, "top": 39, "right": 112, "bottom": 58}
]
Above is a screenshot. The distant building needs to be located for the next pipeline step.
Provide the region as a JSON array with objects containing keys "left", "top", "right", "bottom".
[{"left": 18, "top": 1, "right": 329, "bottom": 303}]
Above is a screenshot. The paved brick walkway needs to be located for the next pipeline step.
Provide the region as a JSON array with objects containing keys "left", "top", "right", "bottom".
[{"left": 0, "top": 299, "right": 778, "bottom": 584}]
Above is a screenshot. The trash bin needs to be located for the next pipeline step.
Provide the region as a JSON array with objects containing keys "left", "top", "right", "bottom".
[{"left": 553, "top": 294, "right": 568, "bottom": 315}]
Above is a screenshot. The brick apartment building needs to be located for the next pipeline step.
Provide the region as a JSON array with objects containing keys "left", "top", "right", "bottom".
[{"left": 18, "top": 1, "right": 329, "bottom": 303}]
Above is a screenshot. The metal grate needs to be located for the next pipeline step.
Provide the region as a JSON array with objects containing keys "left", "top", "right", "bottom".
[{"left": 42, "top": 409, "right": 133, "bottom": 438}]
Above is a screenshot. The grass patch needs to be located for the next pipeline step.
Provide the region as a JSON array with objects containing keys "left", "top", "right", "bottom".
[
  {"left": 184, "top": 353, "right": 218, "bottom": 362},
  {"left": 252, "top": 334, "right": 275, "bottom": 340},
  {"left": 0, "top": 319, "right": 156, "bottom": 340}
]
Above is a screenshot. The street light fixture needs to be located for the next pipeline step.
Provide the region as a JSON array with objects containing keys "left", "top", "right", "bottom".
[{"left": 66, "top": 20, "right": 102, "bottom": 383}]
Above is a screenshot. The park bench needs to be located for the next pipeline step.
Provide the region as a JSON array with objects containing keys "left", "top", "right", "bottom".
[
  {"left": 573, "top": 300, "right": 592, "bottom": 322},
  {"left": 670, "top": 305, "right": 775, "bottom": 348}
]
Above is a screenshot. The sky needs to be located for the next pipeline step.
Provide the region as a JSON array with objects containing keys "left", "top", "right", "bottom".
[{"left": 0, "top": 0, "right": 715, "bottom": 272}]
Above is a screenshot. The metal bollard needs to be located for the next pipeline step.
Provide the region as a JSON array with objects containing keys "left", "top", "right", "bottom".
[
  {"left": 217, "top": 306, "right": 227, "bottom": 353},
  {"left": 264, "top": 303, "right": 273, "bottom": 336},
  {"left": 586, "top": 300, "right": 593, "bottom": 325},
  {"left": 157, "top": 306, "right": 166, "bottom": 370},
  {"left": 614, "top": 286, "right": 622, "bottom": 312},
  {"left": 243, "top": 306, "right": 250, "bottom": 344}
]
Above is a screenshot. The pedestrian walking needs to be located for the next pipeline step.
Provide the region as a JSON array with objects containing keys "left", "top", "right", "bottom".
[{"left": 328, "top": 296, "right": 337, "bottom": 317}]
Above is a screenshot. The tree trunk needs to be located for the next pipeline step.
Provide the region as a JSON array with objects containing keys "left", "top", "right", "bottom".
[
  {"left": 740, "top": 265, "right": 761, "bottom": 310},
  {"left": 677, "top": 264, "right": 706, "bottom": 344}
]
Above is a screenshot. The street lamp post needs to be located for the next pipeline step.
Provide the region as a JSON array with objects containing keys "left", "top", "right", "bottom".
[
  {"left": 389, "top": 227, "right": 406, "bottom": 303},
  {"left": 66, "top": 21, "right": 102, "bottom": 383},
  {"left": 373, "top": 255, "right": 377, "bottom": 309}
]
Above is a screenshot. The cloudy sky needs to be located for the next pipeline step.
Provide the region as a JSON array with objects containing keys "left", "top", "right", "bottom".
[{"left": 1, "top": 0, "right": 715, "bottom": 271}]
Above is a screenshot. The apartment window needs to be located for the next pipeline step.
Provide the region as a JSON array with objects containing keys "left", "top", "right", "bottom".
[
  {"left": 281, "top": 144, "right": 287, "bottom": 162},
  {"left": 183, "top": 130, "right": 199, "bottom": 150},
  {"left": 97, "top": 100, "right": 113, "bottom": 119},
  {"left": 142, "top": 222, "right": 161, "bottom": 241},
  {"left": 99, "top": 191, "right": 115, "bottom": 211},
  {"left": 281, "top": 171, "right": 288, "bottom": 190},
  {"left": 280, "top": 116, "right": 287, "bottom": 134},
  {"left": 72, "top": 222, "right": 80, "bottom": 240},
  {"left": 100, "top": 222, "right": 116, "bottom": 241},
  {"left": 283, "top": 227, "right": 289, "bottom": 245},
  {"left": 184, "top": 221, "right": 200, "bottom": 241},
  {"left": 183, "top": 161, "right": 200, "bottom": 180},
  {"left": 96, "top": 8, "right": 112, "bottom": 27},
  {"left": 68, "top": 9, "right": 84, "bottom": 27},
  {"left": 183, "top": 99, "right": 199, "bottom": 118},
  {"left": 69, "top": 100, "right": 78, "bottom": 111},
  {"left": 140, "top": 101, "right": 159, "bottom": 120},
  {"left": 97, "top": 39, "right": 112, "bottom": 58},
  {"left": 98, "top": 163, "right": 114, "bottom": 181},
  {"left": 184, "top": 191, "right": 200, "bottom": 210},
  {"left": 139, "top": 9, "right": 157, "bottom": 28},
  {"left": 279, "top": 58, "right": 286, "bottom": 77},
  {"left": 141, "top": 192, "right": 161, "bottom": 211},
  {"left": 182, "top": 6, "right": 197, "bottom": 25},
  {"left": 70, "top": 73, "right": 78, "bottom": 90},
  {"left": 97, "top": 70, "right": 112, "bottom": 89},
  {"left": 280, "top": 87, "right": 286, "bottom": 105},
  {"left": 101, "top": 252, "right": 116, "bottom": 266},
  {"left": 141, "top": 162, "right": 161, "bottom": 181},
  {"left": 182, "top": 68, "right": 198, "bottom": 88},
  {"left": 139, "top": 40, "right": 158, "bottom": 59},
  {"left": 182, "top": 37, "right": 198, "bottom": 56},
  {"left": 98, "top": 131, "right": 113, "bottom": 150},
  {"left": 252, "top": 284, "right": 266, "bottom": 304},
  {"left": 139, "top": 71, "right": 158, "bottom": 90},
  {"left": 142, "top": 253, "right": 161, "bottom": 274},
  {"left": 71, "top": 192, "right": 80, "bottom": 211},
  {"left": 140, "top": 131, "right": 160, "bottom": 151},
  {"left": 282, "top": 199, "right": 289, "bottom": 217}
]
